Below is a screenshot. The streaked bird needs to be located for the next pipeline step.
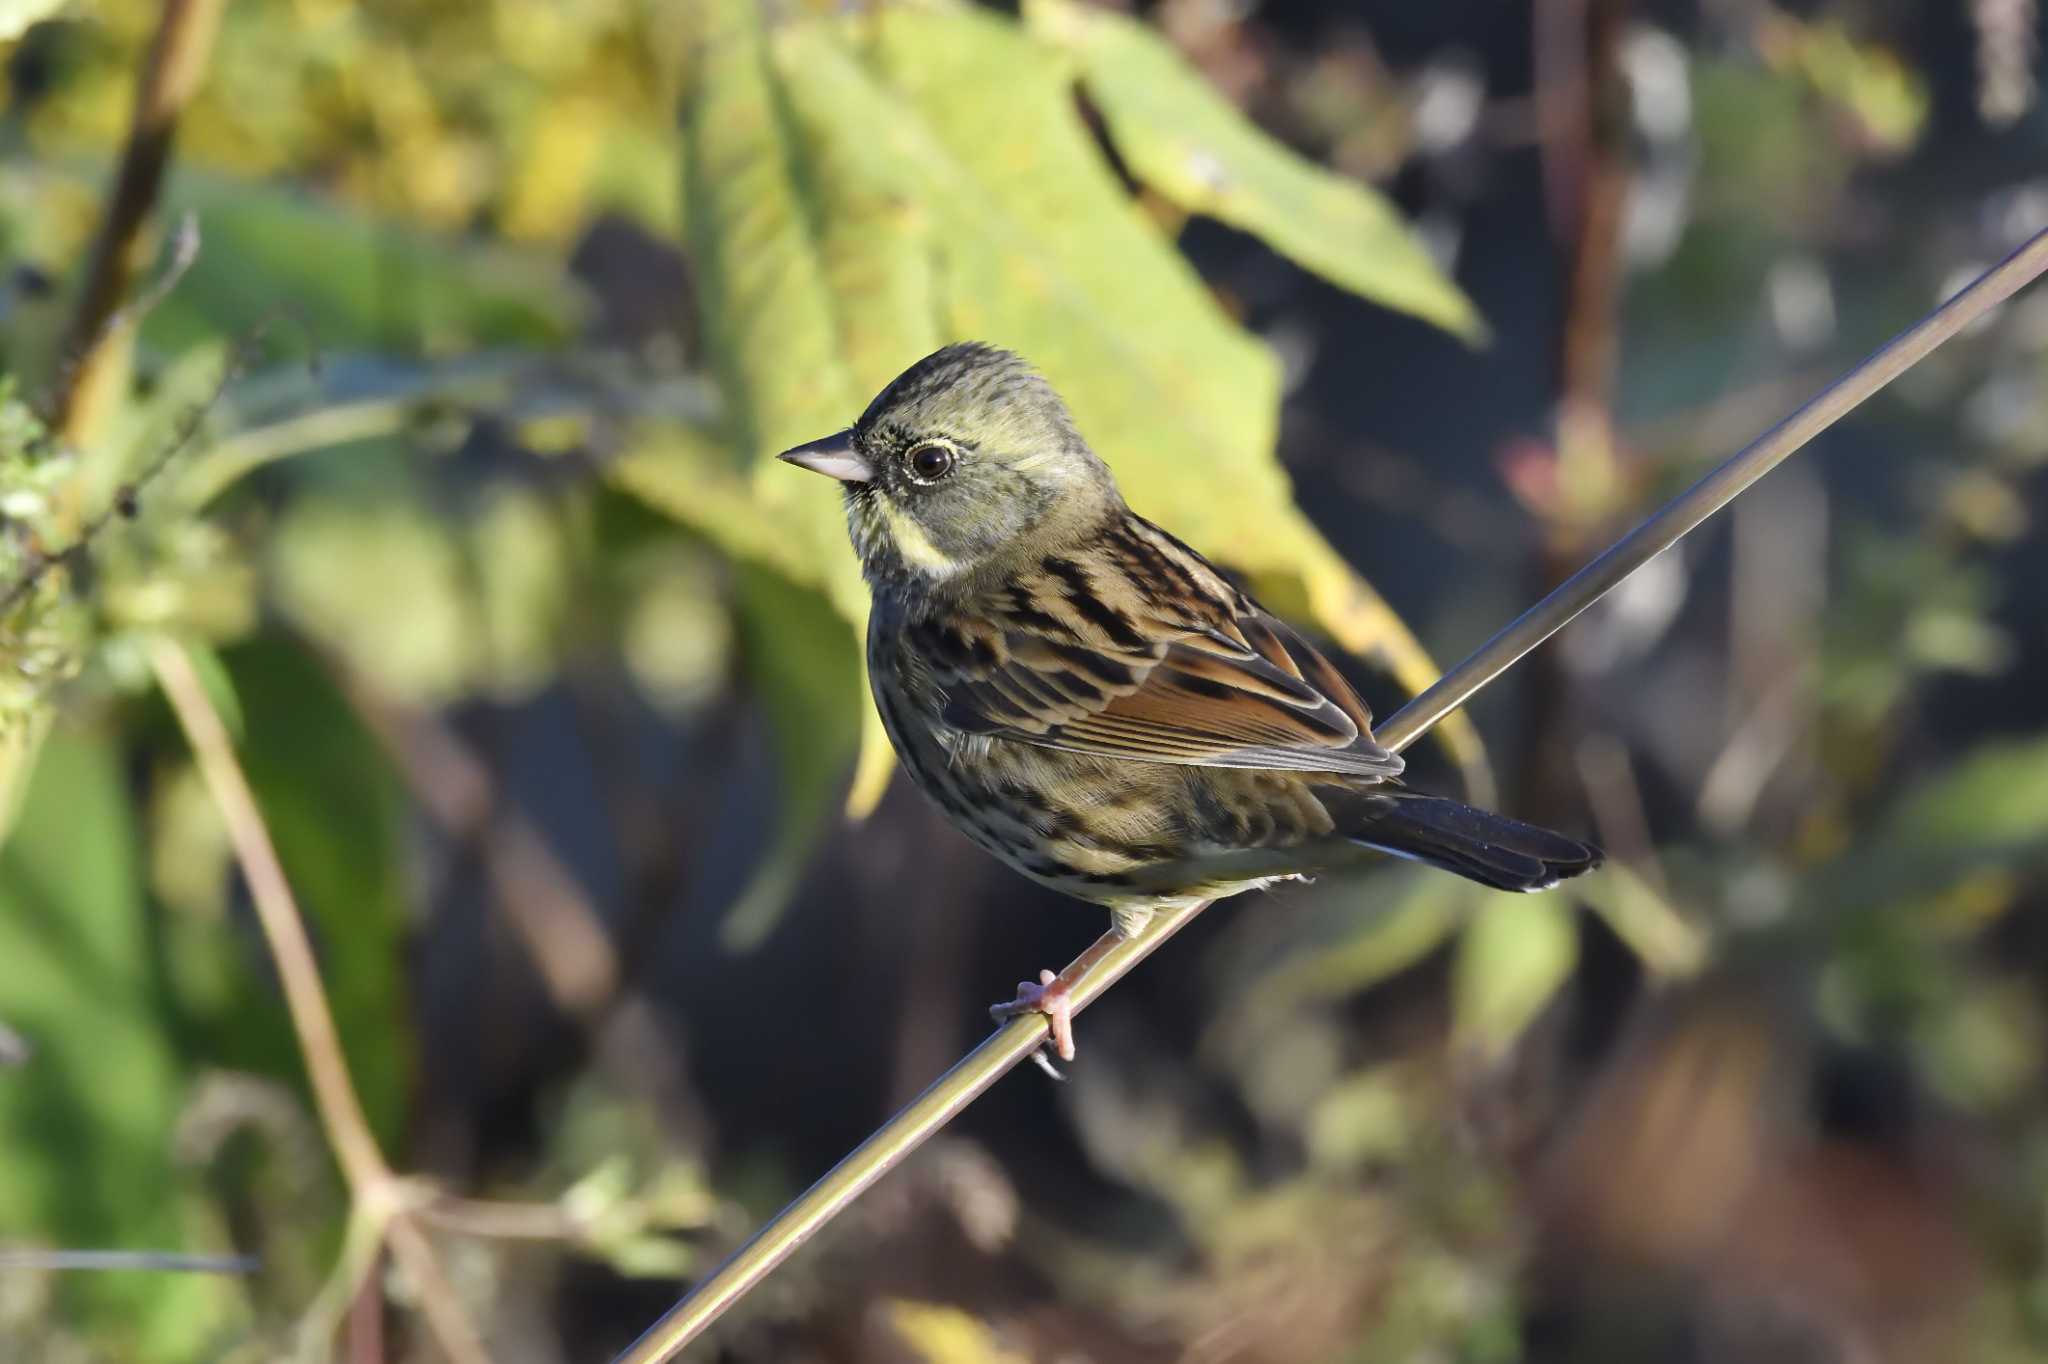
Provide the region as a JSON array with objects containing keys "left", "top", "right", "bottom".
[{"left": 781, "top": 343, "right": 1601, "bottom": 1062}]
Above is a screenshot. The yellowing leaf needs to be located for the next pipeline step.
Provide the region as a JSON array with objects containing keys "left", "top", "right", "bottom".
[
  {"left": 1025, "top": 0, "right": 1484, "bottom": 342},
  {"left": 884, "top": 1300, "right": 1032, "bottom": 1364}
]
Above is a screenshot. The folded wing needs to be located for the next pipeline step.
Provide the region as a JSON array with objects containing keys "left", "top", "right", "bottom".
[{"left": 914, "top": 519, "right": 1403, "bottom": 781}]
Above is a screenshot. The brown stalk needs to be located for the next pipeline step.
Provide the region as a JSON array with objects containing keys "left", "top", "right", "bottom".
[{"left": 151, "top": 639, "right": 491, "bottom": 1364}]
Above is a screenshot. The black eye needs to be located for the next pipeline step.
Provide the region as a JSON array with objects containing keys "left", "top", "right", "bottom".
[{"left": 906, "top": 441, "right": 956, "bottom": 484}]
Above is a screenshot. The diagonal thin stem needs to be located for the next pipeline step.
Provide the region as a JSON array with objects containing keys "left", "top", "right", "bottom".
[
  {"left": 152, "top": 639, "right": 491, "bottom": 1364},
  {"left": 610, "top": 224, "right": 2048, "bottom": 1364},
  {"left": 153, "top": 639, "right": 390, "bottom": 1193}
]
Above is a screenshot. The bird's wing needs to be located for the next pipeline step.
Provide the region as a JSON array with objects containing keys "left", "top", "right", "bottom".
[{"left": 916, "top": 518, "right": 1403, "bottom": 779}]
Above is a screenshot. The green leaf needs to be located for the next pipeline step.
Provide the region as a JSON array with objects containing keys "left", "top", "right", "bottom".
[
  {"left": 1882, "top": 731, "right": 2048, "bottom": 852},
  {"left": 0, "top": 730, "right": 240, "bottom": 1358},
  {"left": 1024, "top": 0, "right": 1485, "bottom": 343},
  {"left": 1816, "top": 732, "right": 2048, "bottom": 912},
  {"left": 0, "top": 709, "right": 51, "bottom": 848},
  {"left": 1452, "top": 895, "right": 1577, "bottom": 1059}
]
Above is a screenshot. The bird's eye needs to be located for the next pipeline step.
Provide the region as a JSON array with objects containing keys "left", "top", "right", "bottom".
[{"left": 905, "top": 441, "right": 957, "bottom": 484}]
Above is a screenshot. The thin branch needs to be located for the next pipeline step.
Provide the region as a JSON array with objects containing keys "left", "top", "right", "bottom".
[
  {"left": 150, "top": 638, "right": 490, "bottom": 1364},
  {"left": 609, "top": 225, "right": 2048, "bottom": 1364}
]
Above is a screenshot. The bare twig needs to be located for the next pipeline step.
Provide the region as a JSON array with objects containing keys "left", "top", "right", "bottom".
[
  {"left": 610, "top": 227, "right": 2048, "bottom": 1364},
  {"left": 151, "top": 639, "right": 491, "bottom": 1364}
]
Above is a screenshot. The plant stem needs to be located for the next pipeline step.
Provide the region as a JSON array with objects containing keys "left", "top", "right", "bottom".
[{"left": 151, "top": 638, "right": 491, "bottom": 1364}]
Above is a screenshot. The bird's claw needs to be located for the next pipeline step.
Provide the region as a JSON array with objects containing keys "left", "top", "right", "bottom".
[{"left": 991, "top": 968, "right": 1075, "bottom": 1077}]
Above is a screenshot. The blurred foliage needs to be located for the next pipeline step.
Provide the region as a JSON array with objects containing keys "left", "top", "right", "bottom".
[
  {"left": 1, "top": 0, "right": 2046, "bottom": 1361},
  {"left": 0, "top": 734, "right": 241, "bottom": 1358}
]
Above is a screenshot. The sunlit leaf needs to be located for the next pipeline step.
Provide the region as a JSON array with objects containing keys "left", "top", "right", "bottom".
[{"left": 1024, "top": 0, "right": 1484, "bottom": 342}]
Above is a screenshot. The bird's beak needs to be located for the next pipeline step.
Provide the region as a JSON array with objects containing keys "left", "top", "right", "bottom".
[{"left": 776, "top": 429, "right": 872, "bottom": 483}]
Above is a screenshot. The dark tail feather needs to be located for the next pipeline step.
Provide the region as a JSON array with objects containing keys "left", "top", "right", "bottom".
[{"left": 1345, "top": 791, "right": 1602, "bottom": 893}]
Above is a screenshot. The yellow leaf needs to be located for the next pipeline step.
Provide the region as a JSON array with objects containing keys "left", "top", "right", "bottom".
[{"left": 884, "top": 1300, "right": 1032, "bottom": 1364}]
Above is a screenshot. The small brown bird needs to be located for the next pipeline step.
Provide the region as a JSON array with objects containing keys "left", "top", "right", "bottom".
[{"left": 781, "top": 343, "right": 1600, "bottom": 1061}]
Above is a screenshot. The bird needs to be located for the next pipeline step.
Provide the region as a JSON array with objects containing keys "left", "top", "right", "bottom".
[{"left": 779, "top": 342, "right": 1601, "bottom": 1064}]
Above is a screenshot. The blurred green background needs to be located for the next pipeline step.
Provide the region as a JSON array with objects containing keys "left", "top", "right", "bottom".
[{"left": 3, "top": 0, "right": 2047, "bottom": 1360}]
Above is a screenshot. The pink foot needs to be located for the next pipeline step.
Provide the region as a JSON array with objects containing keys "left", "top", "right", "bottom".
[{"left": 990, "top": 969, "right": 1075, "bottom": 1075}]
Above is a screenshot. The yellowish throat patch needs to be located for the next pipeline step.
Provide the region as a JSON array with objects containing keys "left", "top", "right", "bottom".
[{"left": 878, "top": 498, "right": 960, "bottom": 577}]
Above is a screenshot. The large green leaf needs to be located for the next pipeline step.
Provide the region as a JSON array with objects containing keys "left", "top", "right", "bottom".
[
  {"left": 0, "top": 731, "right": 239, "bottom": 1358},
  {"left": 658, "top": 0, "right": 1485, "bottom": 881},
  {"left": 1023, "top": 0, "right": 1484, "bottom": 343}
]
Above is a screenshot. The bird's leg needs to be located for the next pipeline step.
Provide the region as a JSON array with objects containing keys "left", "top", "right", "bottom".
[
  {"left": 990, "top": 915, "right": 1150, "bottom": 1076},
  {"left": 991, "top": 970, "right": 1075, "bottom": 1076}
]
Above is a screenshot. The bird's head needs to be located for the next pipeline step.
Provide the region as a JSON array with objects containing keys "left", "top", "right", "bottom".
[{"left": 778, "top": 343, "right": 1120, "bottom": 598}]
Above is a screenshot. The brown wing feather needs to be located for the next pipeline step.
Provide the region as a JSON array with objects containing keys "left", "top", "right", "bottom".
[{"left": 925, "top": 515, "right": 1403, "bottom": 780}]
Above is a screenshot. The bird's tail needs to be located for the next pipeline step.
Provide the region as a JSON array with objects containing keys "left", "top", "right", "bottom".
[{"left": 1342, "top": 790, "right": 1602, "bottom": 893}]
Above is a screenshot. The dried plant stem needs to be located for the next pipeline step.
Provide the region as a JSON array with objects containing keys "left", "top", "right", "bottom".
[
  {"left": 612, "top": 224, "right": 2048, "bottom": 1364},
  {"left": 151, "top": 639, "right": 490, "bottom": 1364}
]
